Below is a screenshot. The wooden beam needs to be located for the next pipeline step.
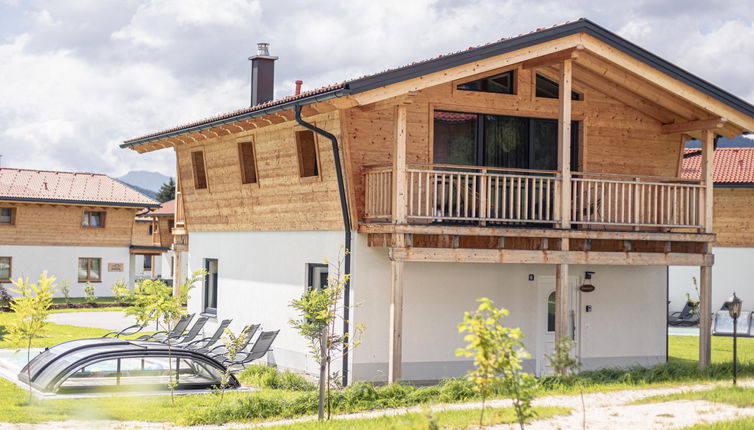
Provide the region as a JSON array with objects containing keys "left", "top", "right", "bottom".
[
  {"left": 393, "top": 105, "right": 408, "bottom": 224},
  {"left": 555, "top": 262, "right": 570, "bottom": 359},
  {"left": 558, "top": 59, "right": 573, "bottom": 229},
  {"left": 389, "top": 247, "right": 713, "bottom": 266},
  {"left": 701, "top": 130, "right": 715, "bottom": 233},
  {"left": 698, "top": 264, "right": 712, "bottom": 369},
  {"left": 661, "top": 118, "right": 727, "bottom": 135},
  {"left": 388, "top": 259, "right": 404, "bottom": 382},
  {"left": 358, "top": 223, "right": 717, "bottom": 243},
  {"left": 522, "top": 46, "right": 583, "bottom": 70}
]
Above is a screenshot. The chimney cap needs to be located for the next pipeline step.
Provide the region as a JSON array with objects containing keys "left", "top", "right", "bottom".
[{"left": 248, "top": 42, "right": 279, "bottom": 61}]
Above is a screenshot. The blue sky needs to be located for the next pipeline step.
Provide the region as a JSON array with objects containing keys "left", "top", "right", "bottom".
[{"left": 1, "top": 0, "right": 753, "bottom": 176}]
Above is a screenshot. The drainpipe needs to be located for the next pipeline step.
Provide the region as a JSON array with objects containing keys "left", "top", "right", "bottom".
[{"left": 294, "top": 104, "right": 352, "bottom": 387}]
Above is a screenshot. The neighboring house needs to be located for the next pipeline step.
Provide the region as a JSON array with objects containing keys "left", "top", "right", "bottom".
[
  {"left": 121, "top": 19, "right": 754, "bottom": 384},
  {"left": 0, "top": 168, "right": 159, "bottom": 297},
  {"left": 669, "top": 148, "right": 754, "bottom": 312},
  {"left": 130, "top": 199, "right": 188, "bottom": 287}
]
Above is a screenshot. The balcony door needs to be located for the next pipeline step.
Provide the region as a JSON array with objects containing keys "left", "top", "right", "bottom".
[{"left": 433, "top": 110, "right": 578, "bottom": 171}]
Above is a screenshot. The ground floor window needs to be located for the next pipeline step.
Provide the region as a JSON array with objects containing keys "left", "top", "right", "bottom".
[
  {"left": 143, "top": 255, "right": 152, "bottom": 271},
  {"left": 306, "top": 263, "right": 328, "bottom": 291},
  {"left": 203, "top": 259, "right": 218, "bottom": 314},
  {"left": 547, "top": 291, "right": 556, "bottom": 333},
  {"left": 0, "top": 257, "right": 11, "bottom": 281},
  {"left": 78, "top": 258, "right": 101, "bottom": 282}
]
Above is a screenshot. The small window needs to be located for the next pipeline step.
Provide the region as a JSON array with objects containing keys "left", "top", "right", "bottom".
[
  {"left": 536, "top": 74, "right": 582, "bottom": 101},
  {"left": 143, "top": 255, "right": 152, "bottom": 271},
  {"left": 147, "top": 224, "right": 153, "bottom": 235},
  {"left": 0, "top": 257, "right": 11, "bottom": 281},
  {"left": 203, "top": 259, "right": 218, "bottom": 314},
  {"left": 78, "top": 258, "right": 101, "bottom": 282},
  {"left": 306, "top": 263, "right": 328, "bottom": 291},
  {"left": 296, "top": 130, "right": 319, "bottom": 178},
  {"left": 457, "top": 70, "right": 515, "bottom": 94},
  {"left": 168, "top": 219, "right": 175, "bottom": 233},
  {"left": 238, "top": 141, "right": 258, "bottom": 184},
  {"left": 191, "top": 150, "right": 208, "bottom": 190},
  {"left": 82, "top": 211, "right": 105, "bottom": 227},
  {"left": 547, "top": 291, "right": 556, "bottom": 333},
  {"left": 0, "top": 208, "right": 15, "bottom": 225}
]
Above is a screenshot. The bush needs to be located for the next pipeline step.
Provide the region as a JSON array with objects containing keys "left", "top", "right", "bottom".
[
  {"left": 238, "top": 365, "right": 315, "bottom": 391},
  {"left": 0, "top": 285, "right": 11, "bottom": 309},
  {"left": 59, "top": 281, "right": 71, "bottom": 305},
  {"left": 83, "top": 282, "right": 97, "bottom": 304}
]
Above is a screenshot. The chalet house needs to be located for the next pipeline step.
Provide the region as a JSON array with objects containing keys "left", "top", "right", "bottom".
[
  {"left": 122, "top": 19, "right": 754, "bottom": 384},
  {"left": 670, "top": 148, "right": 754, "bottom": 312},
  {"left": 0, "top": 168, "right": 159, "bottom": 297},
  {"left": 130, "top": 199, "right": 188, "bottom": 287}
]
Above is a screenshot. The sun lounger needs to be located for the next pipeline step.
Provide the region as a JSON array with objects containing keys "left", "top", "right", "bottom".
[
  {"left": 668, "top": 302, "right": 699, "bottom": 327},
  {"left": 136, "top": 313, "right": 195, "bottom": 341},
  {"left": 182, "top": 319, "right": 232, "bottom": 350},
  {"left": 220, "top": 330, "right": 279, "bottom": 369},
  {"left": 162, "top": 315, "right": 209, "bottom": 345},
  {"left": 202, "top": 324, "right": 260, "bottom": 357}
]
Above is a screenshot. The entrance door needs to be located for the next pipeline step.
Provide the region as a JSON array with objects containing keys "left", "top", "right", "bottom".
[{"left": 536, "top": 275, "right": 580, "bottom": 376}]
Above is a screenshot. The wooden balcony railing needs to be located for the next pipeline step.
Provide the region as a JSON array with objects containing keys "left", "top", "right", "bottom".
[
  {"left": 364, "top": 164, "right": 706, "bottom": 230},
  {"left": 571, "top": 173, "right": 704, "bottom": 229}
]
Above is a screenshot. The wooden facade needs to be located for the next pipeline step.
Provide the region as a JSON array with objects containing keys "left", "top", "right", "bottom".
[
  {"left": 0, "top": 201, "right": 137, "bottom": 247},
  {"left": 125, "top": 24, "right": 754, "bottom": 379},
  {"left": 712, "top": 187, "right": 754, "bottom": 247}
]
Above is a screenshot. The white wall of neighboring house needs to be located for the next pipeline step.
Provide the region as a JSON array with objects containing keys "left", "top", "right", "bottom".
[
  {"left": 0, "top": 244, "right": 131, "bottom": 297},
  {"left": 183, "top": 229, "right": 668, "bottom": 383},
  {"left": 186, "top": 230, "right": 345, "bottom": 375},
  {"left": 669, "top": 247, "right": 754, "bottom": 313}
]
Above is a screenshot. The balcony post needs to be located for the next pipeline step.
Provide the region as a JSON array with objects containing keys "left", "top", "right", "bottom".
[
  {"left": 388, "top": 257, "right": 404, "bottom": 382},
  {"left": 699, "top": 262, "right": 712, "bottom": 369},
  {"left": 700, "top": 130, "right": 714, "bottom": 233},
  {"left": 172, "top": 150, "right": 187, "bottom": 296},
  {"left": 393, "top": 104, "right": 408, "bottom": 225},
  {"left": 558, "top": 59, "right": 573, "bottom": 229}
]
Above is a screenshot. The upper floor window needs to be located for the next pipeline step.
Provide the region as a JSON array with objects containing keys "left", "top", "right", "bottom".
[
  {"left": 82, "top": 211, "right": 105, "bottom": 228},
  {"left": 0, "top": 257, "right": 11, "bottom": 282},
  {"left": 0, "top": 208, "right": 15, "bottom": 225},
  {"left": 457, "top": 70, "right": 515, "bottom": 94},
  {"left": 147, "top": 224, "right": 153, "bottom": 235},
  {"left": 296, "top": 130, "right": 319, "bottom": 178},
  {"left": 78, "top": 257, "right": 101, "bottom": 282},
  {"left": 191, "top": 150, "right": 208, "bottom": 190},
  {"left": 535, "top": 74, "right": 582, "bottom": 101},
  {"left": 238, "top": 140, "right": 259, "bottom": 184}
]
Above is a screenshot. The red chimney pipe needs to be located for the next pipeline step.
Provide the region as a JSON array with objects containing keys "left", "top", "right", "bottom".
[{"left": 295, "top": 80, "right": 303, "bottom": 96}]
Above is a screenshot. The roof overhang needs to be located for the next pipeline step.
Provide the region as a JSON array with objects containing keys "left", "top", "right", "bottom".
[
  {"left": 122, "top": 19, "right": 754, "bottom": 150},
  {"left": 0, "top": 197, "right": 159, "bottom": 208}
]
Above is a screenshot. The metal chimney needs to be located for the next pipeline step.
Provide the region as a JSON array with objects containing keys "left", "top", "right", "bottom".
[{"left": 248, "top": 42, "right": 278, "bottom": 106}]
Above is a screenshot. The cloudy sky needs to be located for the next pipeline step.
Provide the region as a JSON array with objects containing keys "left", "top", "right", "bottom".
[{"left": 1, "top": 0, "right": 754, "bottom": 177}]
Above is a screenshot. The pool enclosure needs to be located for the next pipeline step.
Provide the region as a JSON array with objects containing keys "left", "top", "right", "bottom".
[{"left": 19, "top": 338, "right": 238, "bottom": 394}]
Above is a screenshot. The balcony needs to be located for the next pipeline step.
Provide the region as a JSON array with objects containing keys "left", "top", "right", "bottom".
[{"left": 365, "top": 164, "right": 704, "bottom": 231}]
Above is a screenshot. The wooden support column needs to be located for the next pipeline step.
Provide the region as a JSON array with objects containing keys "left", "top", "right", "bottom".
[
  {"left": 558, "top": 59, "right": 573, "bottom": 229},
  {"left": 393, "top": 104, "right": 408, "bottom": 225},
  {"left": 555, "top": 238, "right": 570, "bottom": 364},
  {"left": 172, "top": 150, "right": 186, "bottom": 297},
  {"left": 700, "top": 130, "right": 714, "bottom": 233},
  {"left": 699, "top": 264, "right": 712, "bottom": 369},
  {"left": 388, "top": 259, "right": 404, "bottom": 382}
]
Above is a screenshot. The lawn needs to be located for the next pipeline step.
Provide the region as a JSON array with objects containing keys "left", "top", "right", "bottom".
[
  {"left": 264, "top": 406, "right": 570, "bottom": 430},
  {"left": 681, "top": 418, "right": 754, "bottom": 430},
  {"left": 636, "top": 386, "right": 754, "bottom": 407},
  {"left": 669, "top": 335, "right": 754, "bottom": 366}
]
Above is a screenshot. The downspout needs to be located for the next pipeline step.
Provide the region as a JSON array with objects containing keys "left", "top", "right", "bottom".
[{"left": 294, "top": 104, "right": 352, "bottom": 387}]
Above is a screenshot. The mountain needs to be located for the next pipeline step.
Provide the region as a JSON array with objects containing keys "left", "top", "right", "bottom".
[
  {"left": 685, "top": 135, "right": 754, "bottom": 148},
  {"left": 117, "top": 170, "right": 171, "bottom": 194},
  {"left": 122, "top": 183, "right": 158, "bottom": 200}
]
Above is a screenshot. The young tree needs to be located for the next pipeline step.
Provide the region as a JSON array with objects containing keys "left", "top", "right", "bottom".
[
  {"left": 456, "top": 297, "right": 536, "bottom": 429},
  {"left": 156, "top": 178, "right": 176, "bottom": 203},
  {"left": 8, "top": 271, "right": 57, "bottom": 403},
  {"left": 546, "top": 337, "right": 585, "bottom": 430},
  {"left": 216, "top": 327, "right": 248, "bottom": 403},
  {"left": 124, "top": 269, "right": 204, "bottom": 403},
  {"left": 289, "top": 247, "right": 363, "bottom": 420}
]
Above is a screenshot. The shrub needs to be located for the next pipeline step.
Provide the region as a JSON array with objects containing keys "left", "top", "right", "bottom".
[
  {"left": 83, "top": 282, "right": 97, "bottom": 304},
  {"left": 59, "top": 280, "right": 71, "bottom": 305},
  {"left": 238, "top": 365, "right": 315, "bottom": 391},
  {"left": 0, "top": 285, "right": 12, "bottom": 309}
]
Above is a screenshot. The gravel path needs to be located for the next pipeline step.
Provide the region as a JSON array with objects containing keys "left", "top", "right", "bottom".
[{"left": 3, "top": 380, "right": 753, "bottom": 429}]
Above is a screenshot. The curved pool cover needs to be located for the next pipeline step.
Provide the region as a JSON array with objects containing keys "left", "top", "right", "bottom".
[{"left": 19, "top": 338, "right": 239, "bottom": 394}]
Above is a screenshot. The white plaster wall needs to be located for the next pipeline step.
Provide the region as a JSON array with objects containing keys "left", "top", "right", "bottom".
[
  {"left": 186, "top": 230, "right": 344, "bottom": 375},
  {"left": 0, "top": 244, "right": 131, "bottom": 297},
  {"left": 133, "top": 254, "right": 162, "bottom": 281},
  {"left": 669, "top": 247, "right": 754, "bottom": 313},
  {"left": 350, "top": 234, "right": 667, "bottom": 381}
]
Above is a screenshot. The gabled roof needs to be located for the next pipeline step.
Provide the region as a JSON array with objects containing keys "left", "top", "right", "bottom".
[
  {"left": 0, "top": 168, "right": 159, "bottom": 207},
  {"left": 138, "top": 199, "right": 175, "bottom": 217},
  {"left": 122, "top": 18, "right": 754, "bottom": 149},
  {"left": 682, "top": 148, "right": 754, "bottom": 185}
]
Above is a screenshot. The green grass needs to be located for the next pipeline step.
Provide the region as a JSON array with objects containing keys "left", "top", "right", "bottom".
[
  {"left": 669, "top": 335, "right": 754, "bottom": 365},
  {"left": 680, "top": 418, "right": 754, "bottom": 430},
  {"left": 635, "top": 386, "right": 754, "bottom": 407},
  {"left": 264, "top": 406, "right": 570, "bottom": 430}
]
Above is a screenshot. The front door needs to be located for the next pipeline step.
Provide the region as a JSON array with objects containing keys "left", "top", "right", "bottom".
[{"left": 537, "top": 275, "right": 580, "bottom": 376}]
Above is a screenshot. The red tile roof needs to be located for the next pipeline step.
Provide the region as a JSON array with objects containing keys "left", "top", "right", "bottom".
[
  {"left": 124, "top": 20, "right": 582, "bottom": 145},
  {"left": 682, "top": 148, "right": 754, "bottom": 184},
  {"left": 0, "top": 168, "right": 159, "bottom": 207},
  {"left": 138, "top": 199, "right": 175, "bottom": 217}
]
